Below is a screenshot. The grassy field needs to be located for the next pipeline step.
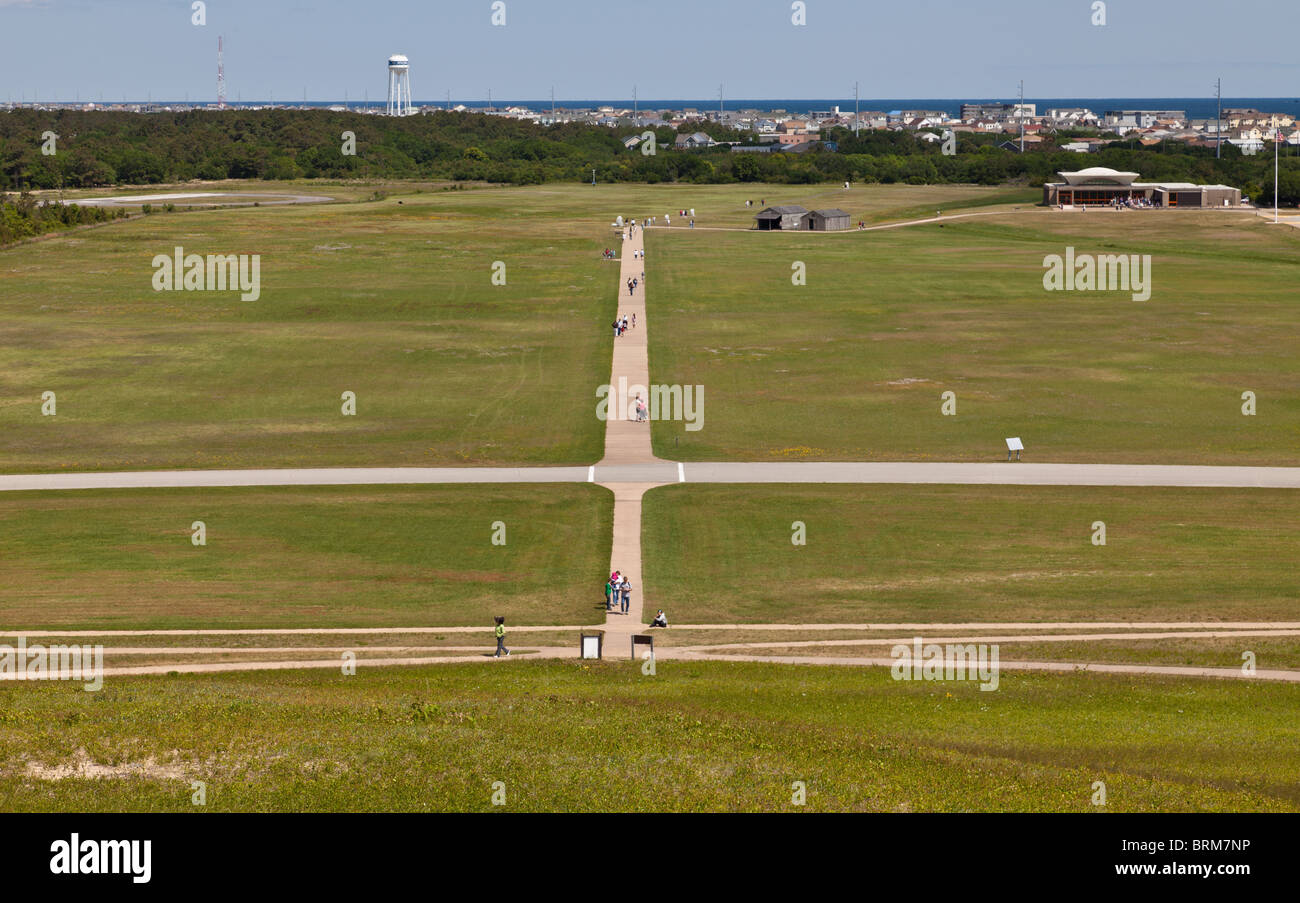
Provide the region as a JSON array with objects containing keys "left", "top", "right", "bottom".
[
  {"left": 641, "top": 484, "right": 1300, "bottom": 628},
  {"left": 0, "top": 659, "right": 1294, "bottom": 812},
  {"left": 0, "top": 184, "right": 616, "bottom": 471},
  {"left": 647, "top": 207, "right": 1300, "bottom": 463},
  {"left": 0, "top": 181, "right": 1035, "bottom": 472},
  {"left": 0, "top": 485, "right": 611, "bottom": 629}
]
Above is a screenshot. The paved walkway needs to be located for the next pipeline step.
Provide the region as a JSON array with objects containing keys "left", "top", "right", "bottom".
[
  {"left": 5, "top": 461, "right": 1299, "bottom": 492},
  {"left": 64, "top": 192, "right": 334, "bottom": 208},
  {"left": 598, "top": 224, "right": 671, "bottom": 641}
]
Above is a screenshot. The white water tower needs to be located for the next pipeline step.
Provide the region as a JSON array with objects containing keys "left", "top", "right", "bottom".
[{"left": 386, "top": 54, "right": 411, "bottom": 116}]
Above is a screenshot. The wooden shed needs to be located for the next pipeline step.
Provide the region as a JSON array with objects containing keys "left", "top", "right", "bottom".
[
  {"left": 804, "top": 208, "right": 851, "bottom": 231},
  {"left": 754, "top": 205, "right": 809, "bottom": 230}
]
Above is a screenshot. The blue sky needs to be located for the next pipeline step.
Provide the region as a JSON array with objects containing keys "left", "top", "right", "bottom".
[{"left": 2, "top": 0, "right": 1297, "bottom": 102}]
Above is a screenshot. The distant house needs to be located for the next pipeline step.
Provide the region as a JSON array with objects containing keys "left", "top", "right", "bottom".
[
  {"left": 675, "top": 132, "right": 716, "bottom": 149},
  {"left": 623, "top": 135, "right": 643, "bottom": 149},
  {"left": 805, "top": 209, "right": 851, "bottom": 231},
  {"left": 754, "top": 205, "right": 809, "bottom": 230}
]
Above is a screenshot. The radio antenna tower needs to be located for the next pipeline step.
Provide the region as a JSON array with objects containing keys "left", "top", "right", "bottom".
[{"left": 217, "top": 36, "right": 227, "bottom": 109}]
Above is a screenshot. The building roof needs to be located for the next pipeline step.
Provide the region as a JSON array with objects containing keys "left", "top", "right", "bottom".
[
  {"left": 755, "top": 205, "right": 809, "bottom": 217},
  {"left": 811, "top": 208, "right": 850, "bottom": 217},
  {"left": 1057, "top": 167, "right": 1140, "bottom": 186}
]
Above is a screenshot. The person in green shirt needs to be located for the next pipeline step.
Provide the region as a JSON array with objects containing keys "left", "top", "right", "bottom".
[
  {"left": 494, "top": 617, "right": 509, "bottom": 658},
  {"left": 604, "top": 580, "right": 614, "bottom": 611}
]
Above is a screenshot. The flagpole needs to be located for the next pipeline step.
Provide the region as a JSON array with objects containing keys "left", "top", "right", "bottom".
[{"left": 1275, "top": 129, "right": 1280, "bottom": 224}]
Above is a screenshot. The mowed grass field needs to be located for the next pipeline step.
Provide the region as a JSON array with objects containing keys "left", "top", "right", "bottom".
[
  {"left": 0, "top": 484, "right": 611, "bottom": 629},
  {"left": 0, "top": 185, "right": 618, "bottom": 471},
  {"left": 647, "top": 207, "right": 1300, "bottom": 463},
  {"left": 641, "top": 484, "right": 1300, "bottom": 629},
  {"left": 1, "top": 660, "right": 1294, "bottom": 812},
  {"left": 0, "top": 181, "right": 1033, "bottom": 473}
]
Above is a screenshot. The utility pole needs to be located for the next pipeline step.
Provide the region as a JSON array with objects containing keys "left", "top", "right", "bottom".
[
  {"left": 1215, "top": 77, "right": 1222, "bottom": 159},
  {"left": 719, "top": 82, "right": 724, "bottom": 120},
  {"left": 446, "top": 89, "right": 450, "bottom": 109},
  {"left": 854, "top": 80, "right": 860, "bottom": 134},
  {"left": 633, "top": 84, "right": 637, "bottom": 122}
]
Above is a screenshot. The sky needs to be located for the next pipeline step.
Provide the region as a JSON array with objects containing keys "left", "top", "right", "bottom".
[{"left": 1, "top": 0, "right": 1297, "bottom": 103}]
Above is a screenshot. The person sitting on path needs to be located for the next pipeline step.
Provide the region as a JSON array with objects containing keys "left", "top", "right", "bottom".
[{"left": 650, "top": 609, "right": 668, "bottom": 628}]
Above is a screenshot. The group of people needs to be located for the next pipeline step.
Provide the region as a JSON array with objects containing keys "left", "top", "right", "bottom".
[
  {"left": 743, "top": 199, "right": 767, "bottom": 208},
  {"left": 603, "top": 572, "right": 668, "bottom": 628},
  {"left": 613, "top": 312, "right": 635, "bottom": 336},
  {"left": 602, "top": 247, "right": 617, "bottom": 259},
  {"left": 606, "top": 571, "right": 632, "bottom": 613},
  {"left": 1109, "top": 195, "right": 1157, "bottom": 209},
  {"left": 625, "top": 275, "right": 641, "bottom": 296}
]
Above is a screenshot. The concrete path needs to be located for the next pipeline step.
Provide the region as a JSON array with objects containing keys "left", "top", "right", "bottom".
[
  {"left": 681, "top": 461, "right": 1300, "bottom": 488},
  {"left": 11, "top": 620, "right": 1298, "bottom": 638},
  {"left": 599, "top": 223, "right": 660, "bottom": 467},
  {"left": 0, "top": 466, "right": 589, "bottom": 492},
  {"left": 5, "top": 461, "right": 1299, "bottom": 492},
  {"left": 63, "top": 192, "right": 334, "bottom": 208},
  {"left": 597, "top": 223, "right": 671, "bottom": 640}
]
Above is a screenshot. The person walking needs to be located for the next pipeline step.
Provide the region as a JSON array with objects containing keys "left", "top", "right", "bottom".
[
  {"left": 494, "top": 617, "right": 510, "bottom": 657},
  {"left": 620, "top": 578, "right": 631, "bottom": 614},
  {"left": 605, "top": 579, "right": 614, "bottom": 611}
]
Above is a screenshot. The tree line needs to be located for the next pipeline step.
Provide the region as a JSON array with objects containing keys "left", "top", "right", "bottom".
[{"left": 2, "top": 108, "right": 1296, "bottom": 205}]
